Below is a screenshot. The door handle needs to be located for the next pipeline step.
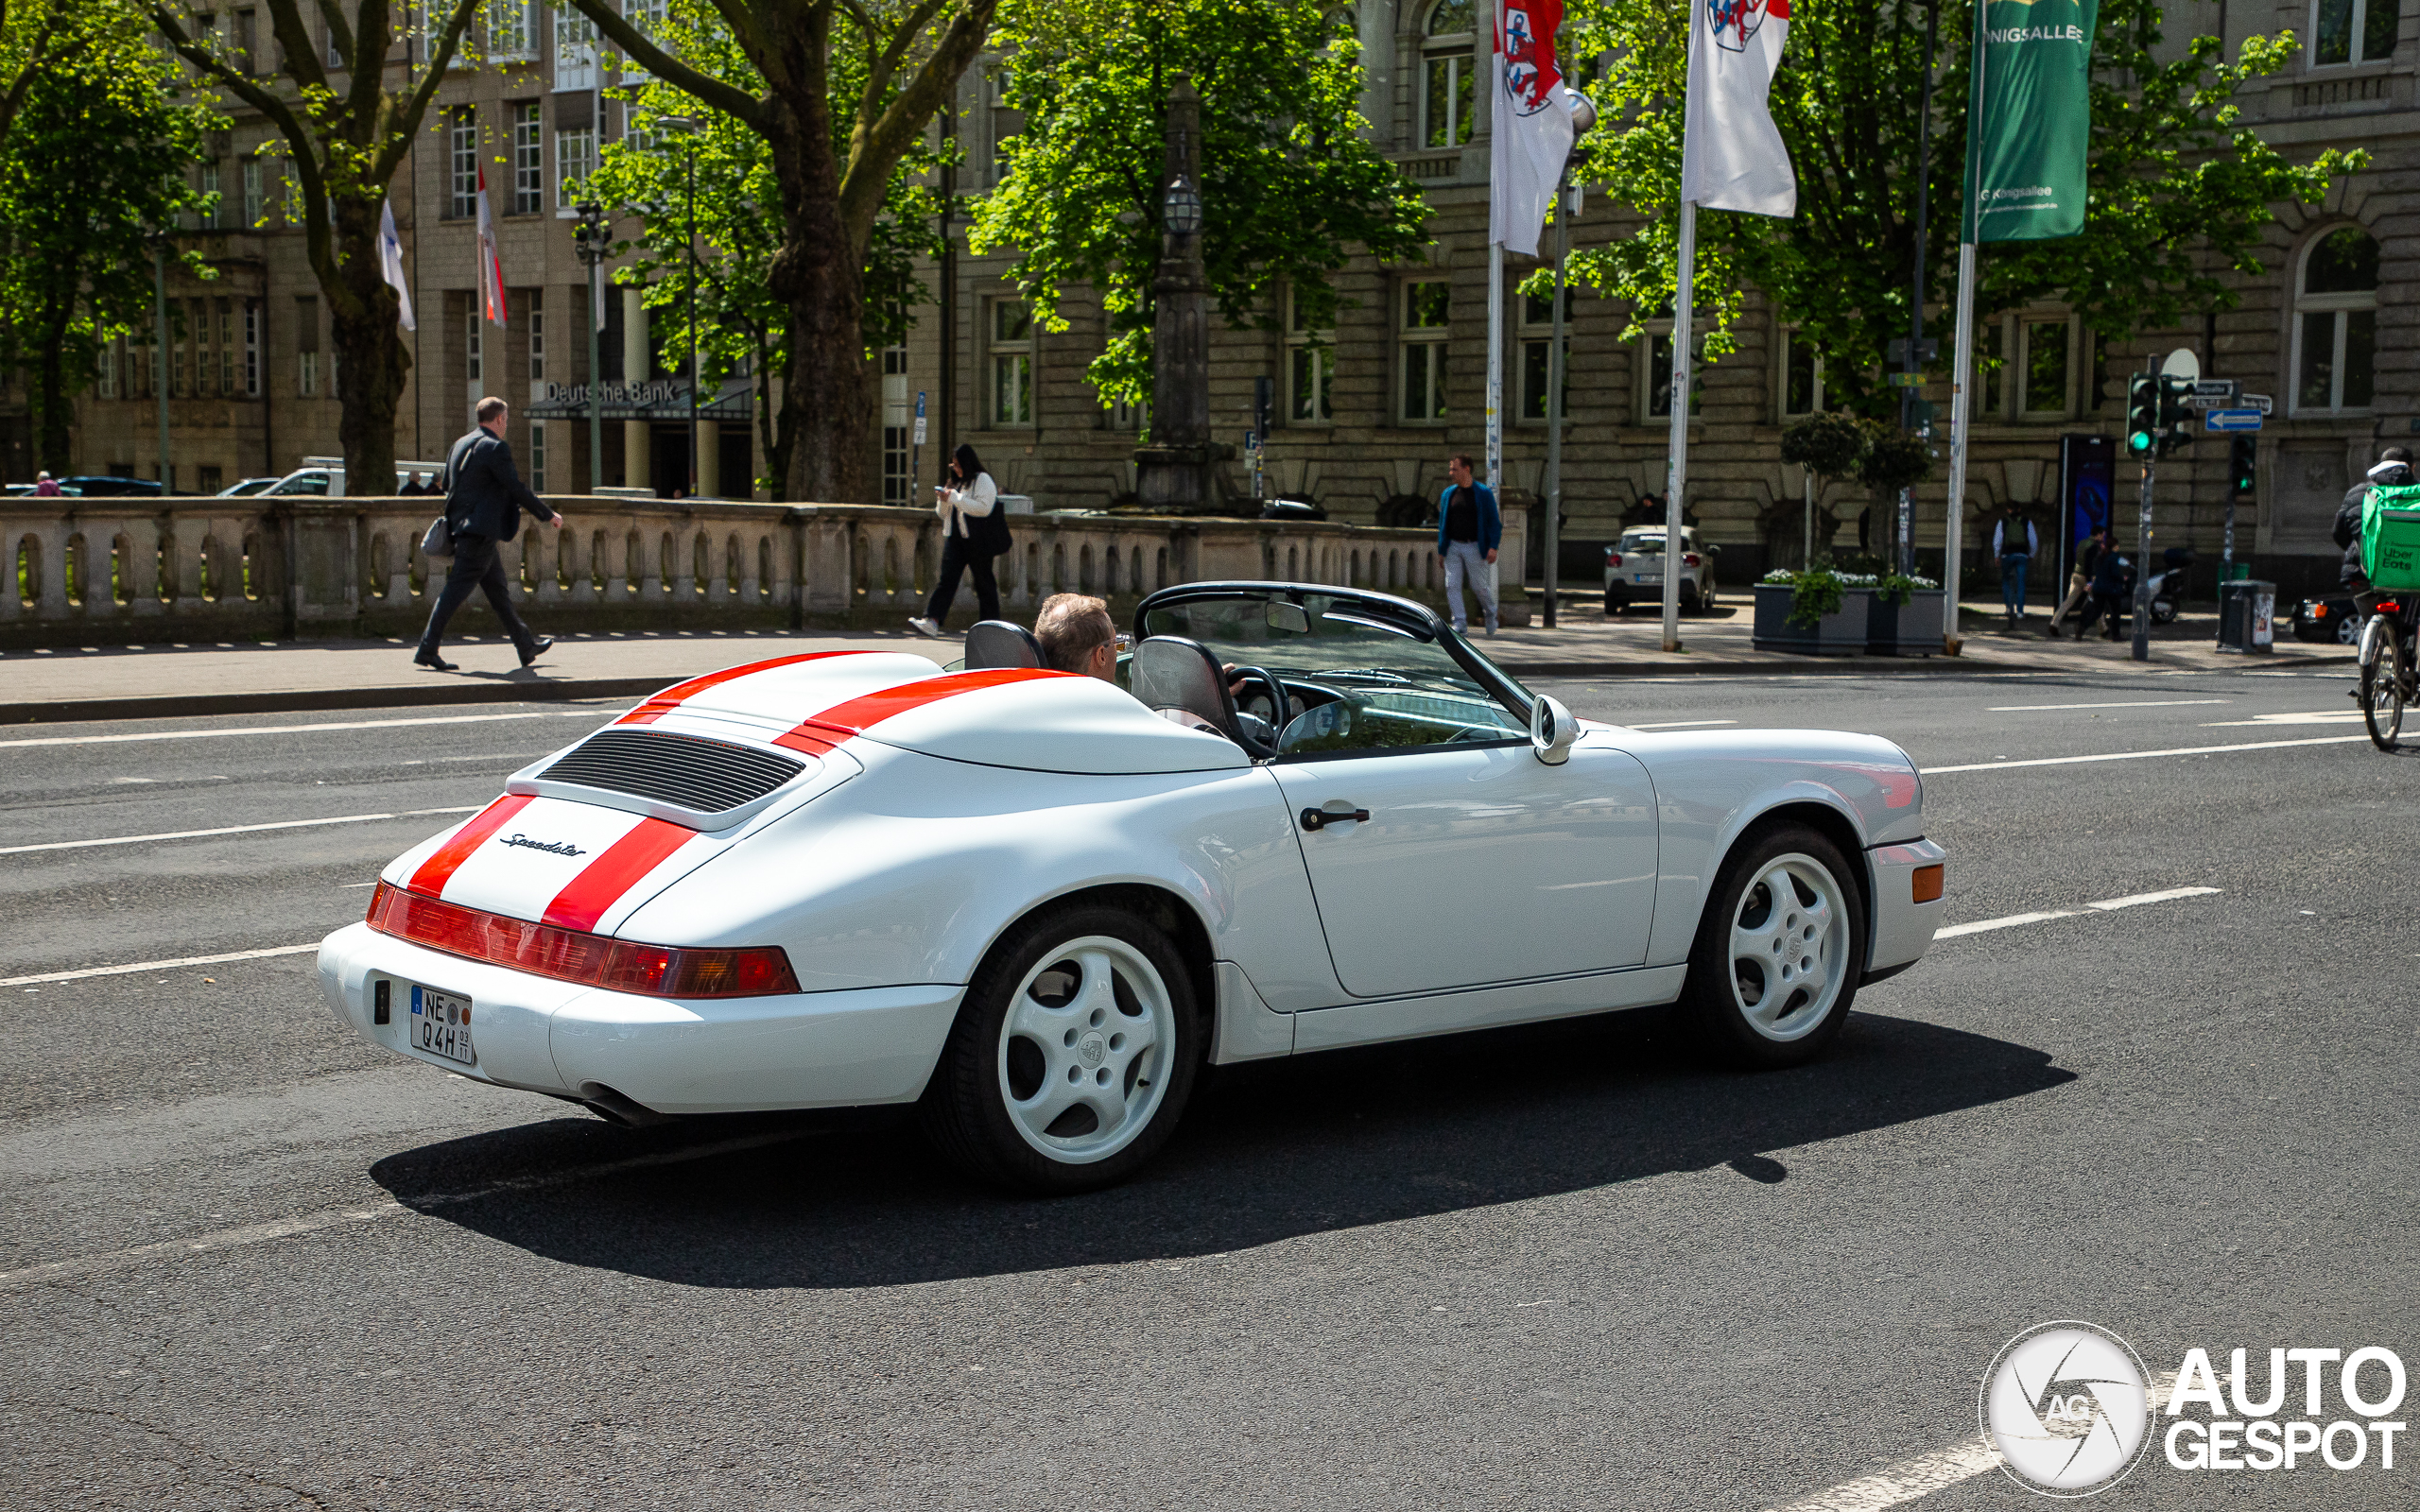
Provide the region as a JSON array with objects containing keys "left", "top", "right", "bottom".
[{"left": 1300, "top": 806, "right": 1371, "bottom": 832}]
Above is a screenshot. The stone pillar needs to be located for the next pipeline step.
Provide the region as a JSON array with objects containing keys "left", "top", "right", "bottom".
[
  {"left": 697, "top": 421, "right": 720, "bottom": 498},
  {"left": 622, "top": 286, "right": 651, "bottom": 492},
  {"left": 1135, "top": 77, "right": 1212, "bottom": 513},
  {"left": 1357, "top": 0, "right": 1395, "bottom": 149}
]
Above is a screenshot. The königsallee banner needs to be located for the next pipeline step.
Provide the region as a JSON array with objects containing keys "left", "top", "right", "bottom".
[{"left": 1961, "top": 0, "right": 2100, "bottom": 242}]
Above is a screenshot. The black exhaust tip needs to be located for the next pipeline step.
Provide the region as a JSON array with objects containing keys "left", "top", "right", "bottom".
[{"left": 578, "top": 1083, "right": 675, "bottom": 1128}]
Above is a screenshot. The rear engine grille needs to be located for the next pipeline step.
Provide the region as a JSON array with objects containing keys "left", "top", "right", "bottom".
[{"left": 539, "top": 729, "right": 804, "bottom": 814}]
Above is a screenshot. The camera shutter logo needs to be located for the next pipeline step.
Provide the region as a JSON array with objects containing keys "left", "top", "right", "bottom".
[{"left": 1980, "top": 1321, "right": 2153, "bottom": 1496}]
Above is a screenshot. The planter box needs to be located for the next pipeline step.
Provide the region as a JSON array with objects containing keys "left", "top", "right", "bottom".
[
  {"left": 1752, "top": 582, "right": 1870, "bottom": 655},
  {"left": 1867, "top": 588, "right": 1945, "bottom": 656}
]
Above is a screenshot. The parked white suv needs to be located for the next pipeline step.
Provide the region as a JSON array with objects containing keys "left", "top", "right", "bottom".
[{"left": 1604, "top": 526, "right": 1720, "bottom": 614}]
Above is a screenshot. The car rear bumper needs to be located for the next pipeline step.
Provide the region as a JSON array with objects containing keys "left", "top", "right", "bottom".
[
  {"left": 1864, "top": 839, "right": 1947, "bottom": 977},
  {"left": 318, "top": 921, "right": 963, "bottom": 1115}
]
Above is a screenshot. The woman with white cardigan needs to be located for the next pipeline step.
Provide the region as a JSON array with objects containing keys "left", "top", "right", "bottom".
[{"left": 908, "top": 443, "right": 1012, "bottom": 636}]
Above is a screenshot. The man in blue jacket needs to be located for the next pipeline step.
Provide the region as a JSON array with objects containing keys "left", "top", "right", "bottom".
[
  {"left": 415, "top": 396, "right": 562, "bottom": 671},
  {"left": 1435, "top": 452, "right": 1501, "bottom": 635}
]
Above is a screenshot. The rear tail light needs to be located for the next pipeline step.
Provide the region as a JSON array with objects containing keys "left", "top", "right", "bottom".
[
  {"left": 1606, "top": 552, "right": 1623, "bottom": 568},
  {"left": 1683, "top": 552, "right": 1703, "bottom": 567},
  {"left": 1911, "top": 864, "right": 1945, "bottom": 904},
  {"left": 366, "top": 882, "right": 799, "bottom": 998}
]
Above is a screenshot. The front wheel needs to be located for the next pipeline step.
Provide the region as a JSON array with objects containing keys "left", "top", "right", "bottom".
[
  {"left": 920, "top": 904, "right": 1201, "bottom": 1194},
  {"left": 2150, "top": 596, "right": 2179, "bottom": 626},
  {"left": 2360, "top": 615, "right": 2408, "bottom": 751},
  {"left": 1679, "top": 823, "right": 1867, "bottom": 1068}
]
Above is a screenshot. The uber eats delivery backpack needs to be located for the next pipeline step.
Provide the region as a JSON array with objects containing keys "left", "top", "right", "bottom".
[{"left": 2362, "top": 483, "right": 2420, "bottom": 591}]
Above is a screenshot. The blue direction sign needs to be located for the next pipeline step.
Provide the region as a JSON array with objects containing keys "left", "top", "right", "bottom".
[{"left": 2203, "top": 408, "right": 2263, "bottom": 433}]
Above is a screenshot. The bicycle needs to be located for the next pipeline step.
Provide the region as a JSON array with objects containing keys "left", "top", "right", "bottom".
[{"left": 2356, "top": 592, "right": 2419, "bottom": 750}]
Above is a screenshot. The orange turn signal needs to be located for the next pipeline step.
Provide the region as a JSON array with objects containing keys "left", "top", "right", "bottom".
[{"left": 1911, "top": 864, "right": 1945, "bottom": 904}]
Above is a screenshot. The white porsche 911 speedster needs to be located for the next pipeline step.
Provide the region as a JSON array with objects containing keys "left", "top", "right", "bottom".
[{"left": 320, "top": 582, "right": 1945, "bottom": 1192}]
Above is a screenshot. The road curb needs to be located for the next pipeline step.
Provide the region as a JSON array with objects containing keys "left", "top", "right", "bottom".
[{"left": 0, "top": 676, "right": 679, "bottom": 727}]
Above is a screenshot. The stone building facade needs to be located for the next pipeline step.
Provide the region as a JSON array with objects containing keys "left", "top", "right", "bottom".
[{"left": 45, "top": 0, "right": 2417, "bottom": 601}]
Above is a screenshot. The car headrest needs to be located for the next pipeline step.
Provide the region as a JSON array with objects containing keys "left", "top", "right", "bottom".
[
  {"left": 964, "top": 620, "right": 1044, "bottom": 670},
  {"left": 1131, "top": 636, "right": 1244, "bottom": 746}
]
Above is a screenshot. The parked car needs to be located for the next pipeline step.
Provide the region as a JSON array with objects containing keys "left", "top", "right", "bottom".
[
  {"left": 319, "top": 580, "right": 1946, "bottom": 1194},
  {"left": 1605, "top": 525, "right": 1720, "bottom": 614},
  {"left": 2292, "top": 593, "right": 2362, "bottom": 645},
  {"left": 1259, "top": 497, "right": 1328, "bottom": 522},
  {"left": 60, "top": 475, "right": 162, "bottom": 497},
  {"left": 5, "top": 481, "right": 79, "bottom": 497},
  {"left": 264, "top": 456, "right": 449, "bottom": 498},
  {"left": 217, "top": 476, "right": 285, "bottom": 498}
]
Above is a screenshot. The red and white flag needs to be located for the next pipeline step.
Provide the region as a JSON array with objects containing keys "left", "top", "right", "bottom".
[
  {"left": 1488, "top": 0, "right": 1577, "bottom": 258},
  {"left": 1681, "top": 0, "right": 1797, "bottom": 216},
  {"left": 475, "top": 162, "right": 509, "bottom": 325}
]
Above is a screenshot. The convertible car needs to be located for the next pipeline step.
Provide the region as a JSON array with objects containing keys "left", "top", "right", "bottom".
[{"left": 319, "top": 582, "right": 1946, "bottom": 1192}]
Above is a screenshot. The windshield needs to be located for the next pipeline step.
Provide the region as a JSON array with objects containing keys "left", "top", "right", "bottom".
[
  {"left": 1619, "top": 533, "right": 1668, "bottom": 555},
  {"left": 1137, "top": 591, "right": 1532, "bottom": 751}
]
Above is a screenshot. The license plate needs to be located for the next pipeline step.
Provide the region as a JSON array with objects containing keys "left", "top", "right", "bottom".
[
  {"left": 1635, "top": 572, "right": 1658, "bottom": 583},
  {"left": 410, "top": 984, "right": 475, "bottom": 1065}
]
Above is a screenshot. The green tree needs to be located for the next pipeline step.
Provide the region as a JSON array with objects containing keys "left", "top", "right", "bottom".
[
  {"left": 0, "top": 40, "right": 208, "bottom": 469},
  {"left": 153, "top": 0, "right": 483, "bottom": 491},
  {"left": 565, "top": 0, "right": 993, "bottom": 504},
  {"left": 969, "top": 0, "right": 1431, "bottom": 413},
  {"left": 1554, "top": 0, "right": 2360, "bottom": 416},
  {"left": 586, "top": 4, "right": 949, "bottom": 497}
]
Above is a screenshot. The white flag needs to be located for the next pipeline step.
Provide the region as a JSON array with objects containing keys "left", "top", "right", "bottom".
[
  {"left": 1488, "top": 0, "right": 1576, "bottom": 257},
  {"left": 377, "top": 198, "right": 416, "bottom": 333},
  {"left": 475, "top": 162, "right": 509, "bottom": 325},
  {"left": 1681, "top": 0, "right": 1797, "bottom": 216}
]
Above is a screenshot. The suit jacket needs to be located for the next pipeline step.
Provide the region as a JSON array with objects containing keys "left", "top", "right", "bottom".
[
  {"left": 443, "top": 427, "right": 555, "bottom": 541},
  {"left": 1434, "top": 482, "right": 1502, "bottom": 555}
]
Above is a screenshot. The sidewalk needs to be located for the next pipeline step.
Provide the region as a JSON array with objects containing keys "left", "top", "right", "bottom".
[{"left": 0, "top": 601, "right": 2352, "bottom": 725}]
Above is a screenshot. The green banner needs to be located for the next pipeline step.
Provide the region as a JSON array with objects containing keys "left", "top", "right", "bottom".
[{"left": 1961, "top": 0, "right": 2100, "bottom": 242}]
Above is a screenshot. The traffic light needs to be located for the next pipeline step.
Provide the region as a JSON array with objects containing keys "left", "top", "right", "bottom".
[
  {"left": 2229, "top": 435, "right": 2257, "bottom": 496},
  {"left": 2157, "top": 374, "right": 2195, "bottom": 457},
  {"left": 2126, "top": 374, "right": 2159, "bottom": 458}
]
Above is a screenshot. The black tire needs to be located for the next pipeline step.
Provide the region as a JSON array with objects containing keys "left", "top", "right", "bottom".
[
  {"left": 1604, "top": 589, "right": 1624, "bottom": 616},
  {"left": 1678, "top": 822, "right": 1867, "bottom": 1068},
  {"left": 920, "top": 902, "right": 1202, "bottom": 1194},
  {"left": 2360, "top": 617, "right": 2407, "bottom": 751}
]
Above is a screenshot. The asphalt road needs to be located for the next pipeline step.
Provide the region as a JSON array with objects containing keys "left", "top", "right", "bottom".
[{"left": 2, "top": 667, "right": 2412, "bottom": 1509}]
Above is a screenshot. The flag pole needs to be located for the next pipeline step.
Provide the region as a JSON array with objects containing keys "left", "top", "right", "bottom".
[
  {"left": 1487, "top": 235, "right": 1504, "bottom": 620},
  {"left": 1664, "top": 198, "right": 1694, "bottom": 654},
  {"left": 1945, "top": 0, "right": 1989, "bottom": 654}
]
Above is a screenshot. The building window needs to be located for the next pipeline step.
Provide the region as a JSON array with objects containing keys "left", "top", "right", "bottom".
[
  {"left": 1422, "top": 0, "right": 1476, "bottom": 148},
  {"left": 487, "top": 0, "right": 532, "bottom": 59},
  {"left": 218, "top": 299, "right": 234, "bottom": 395},
  {"left": 2313, "top": 0, "right": 2397, "bottom": 64},
  {"left": 881, "top": 340, "right": 910, "bottom": 501},
  {"left": 1286, "top": 286, "right": 1334, "bottom": 423},
  {"left": 2294, "top": 225, "right": 2378, "bottom": 413},
  {"left": 448, "top": 108, "right": 477, "bottom": 218},
  {"left": 99, "top": 339, "right": 119, "bottom": 399},
  {"left": 244, "top": 301, "right": 260, "bottom": 396},
  {"left": 1399, "top": 279, "right": 1450, "bottom": 421},
  {"left": 530, "top": 422, "right": 547, "bottom": 491},
  {"left": 199, "top": 465, "right": 224, "bottom": 492},
  {"left": 529, "top": 300, "right": 545, "bottom": 382},
  {"left": 983, "top": 66, "right": 1022, "bottom": 187},
  {"left": 1977, "top": 318, "right": 2006, "bottom": 418},
  {"left": 1644, "top": 325, "right": 1704, "bottom": 419},
  {"left": 199, "top": 161, "right": 220, "bottom": 229},
  {"left": 233, "top": 9, "right": 256, "bottom": 71},
  {"left": 241, "top": 158, "right": 263, "bottom": 227},
  {"left": 1520, "top": 286, "right": 1574, "bottom": 421},
  {"left": 620, "top": 0, "right": 664, "bottom": 79},
  {"left": 555, "top": 9, "right": 597, "bottom": 90},
  {"left": 297, "top": 296, "right": 319, "bottom": 396},
  {"left": 467, "top": 306, "right": 483, "bottom": 385},
  {"left": 2018, "top": 316, "right": 2073, "bottom": 419},
  {"left": 556, "top": 127, "right": 595, "bottom": 211},
  {"left": 988, "top": 300, "right": 1032, "bottom": 427},
  {"left": 511, "top": 101, "right": 543, "bottom": 214},
  {"left": 1779, "top": 327, "right": 1824, "bottom": 418}
]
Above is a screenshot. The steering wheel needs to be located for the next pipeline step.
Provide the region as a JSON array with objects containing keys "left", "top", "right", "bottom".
[{"left": 1228, "top": 664, "right": 1286, "bottom": 758}]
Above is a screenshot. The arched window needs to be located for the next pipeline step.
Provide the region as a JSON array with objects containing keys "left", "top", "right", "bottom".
[
  {"left": 1423, "top": 0, "right": 1476, "bottom": 148},
  {"left": 2294, "top": 226, "right": 2377, "bottom": 413}
]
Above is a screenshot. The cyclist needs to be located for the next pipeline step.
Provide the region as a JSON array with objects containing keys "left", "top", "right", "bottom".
[{"left": 2340, "top": 446, "right": 2420, "bottom": 723}]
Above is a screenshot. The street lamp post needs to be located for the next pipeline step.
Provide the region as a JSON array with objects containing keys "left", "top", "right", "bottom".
[
  {"left": 657, "top": 115, "right": 702, "bottom": 497},
  {"left": 1134, "top": 77, "right": 1210, "bottom": 512},
  {"left": 573, "top": 201, "right": 612, "bottom": 493}
]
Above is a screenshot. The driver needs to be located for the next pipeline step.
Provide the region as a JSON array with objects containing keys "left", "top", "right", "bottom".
[{"left": 1032, "top": 593, "right": 1120, "bottom": 680}]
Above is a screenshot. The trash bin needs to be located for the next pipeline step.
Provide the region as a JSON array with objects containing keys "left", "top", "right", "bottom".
[{"left": 2217, "top": 578, "right": 2275, "bottom": 654}]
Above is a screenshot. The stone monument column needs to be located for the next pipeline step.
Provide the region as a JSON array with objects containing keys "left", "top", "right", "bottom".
[{"left": 1134, "top": 77, "right": 1212, "bottom": 513}]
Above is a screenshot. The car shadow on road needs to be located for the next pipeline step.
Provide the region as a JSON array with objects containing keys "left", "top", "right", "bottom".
[{"left": 369, "top": 1007, "right": 2072, "bottom": 1289}]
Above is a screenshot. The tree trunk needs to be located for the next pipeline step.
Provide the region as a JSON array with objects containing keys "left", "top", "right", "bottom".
[
  {"left": 32, "top": 289, "right": 72, "bottom": 472},
  {"left": 766, "top": 90, "right": 872, "bottom": 506},
  {"left": 327, "top": 196, "right": 411, "bottom": 492}
]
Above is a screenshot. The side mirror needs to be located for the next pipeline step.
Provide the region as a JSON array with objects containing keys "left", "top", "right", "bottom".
[{"left": 1530, "top": 694, "right": 1577, "bottom": 765}]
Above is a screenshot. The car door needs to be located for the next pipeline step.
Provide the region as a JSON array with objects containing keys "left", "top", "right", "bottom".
[{"left": 1270, "top": 737, "right": 1658, "bottom": 998}]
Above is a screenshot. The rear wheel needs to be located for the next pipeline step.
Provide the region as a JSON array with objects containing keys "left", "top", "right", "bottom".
[
  {"left": 920, "top": 904, "right": 1201, "bottom": 1194},
  {"left": 1679, "top": 823, "right": 1866, "bottom": 1067},
  {"left": 2360, "top": 614, "right": 2408, "bottom": 751}
]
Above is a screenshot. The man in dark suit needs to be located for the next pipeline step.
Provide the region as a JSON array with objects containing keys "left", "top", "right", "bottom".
[{"left": 415, "top": 396, "right": 562, "bottom": 671}]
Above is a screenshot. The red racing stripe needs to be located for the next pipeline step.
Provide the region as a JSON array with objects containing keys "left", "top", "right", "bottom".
[
  {"left": 618, "top": 651, "right": 876, "bottom": 726},
  {"left": 407, "top": 793, "right": 534, "bottom": 898},
  {"left": 785, "top": 668, "right": 1071, "bottom": 746},
  {"left": 541, "top": 816, "right": 700, "bottom": 932}
]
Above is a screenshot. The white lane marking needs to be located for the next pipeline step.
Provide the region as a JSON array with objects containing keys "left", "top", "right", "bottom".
[
  {"left": 0, "top": 1127, "right": 811, "bottom": 1288},
  {"left": 1935, "top": 888, "right": 2220, "bottom": 940},
  {"left": 1, "top": 944, "right": 321, "bottom": 988},
  {"left": 1628, "top": 719, "right": 1739, "bottom": 730},
  {"left": 0, "top": 709, "right": 604, "bottom": 749},
  {"left": 1766, "top": 1373, "right": 2177, "bottom": 1512},
  {"left": 1924, "top": 735, "right": 2369, "bottom": 773},
  {"left": 1986, "top": 698, "right": 2231, "bottom": 712},
  {"left": 0, "top": 805, "right": 478, "bottom": 855},
  {"left": 2202, "top": 710, "right": 2364, "bottom": 726}
]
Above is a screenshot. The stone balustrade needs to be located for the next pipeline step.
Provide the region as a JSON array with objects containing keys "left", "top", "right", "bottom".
[{"left": 4, "top": 495, "right": 1525, "bottom": 649}]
